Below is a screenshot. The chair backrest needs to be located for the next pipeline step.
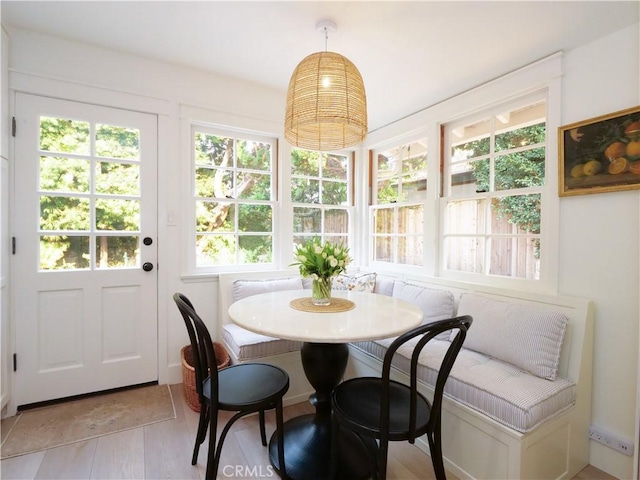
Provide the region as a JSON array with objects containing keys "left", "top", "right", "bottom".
[
  {"left": 174, "top": 293, "right": 220, "bottom": 406},
  {"left": 381, "top": 315, "right": 472, "bottom": 442}
]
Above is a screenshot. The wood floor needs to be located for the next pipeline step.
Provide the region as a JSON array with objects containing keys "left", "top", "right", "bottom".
[{"left": 0, "top": 384, "right": 618, "bottom": 480}]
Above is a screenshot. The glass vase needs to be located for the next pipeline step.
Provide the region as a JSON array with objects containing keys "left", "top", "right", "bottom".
[{"left": 312, "top": 277, "right": 332, "bottom": 306}]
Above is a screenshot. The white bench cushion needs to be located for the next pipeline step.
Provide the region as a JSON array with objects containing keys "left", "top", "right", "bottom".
[
  {"left": 225, "top": 276, "right": 305, "bottom": 361},
  {"left": 456, "top": 293, "right": 569, "bottom": 380},
  {"left": 352, "top": 339, "right": 576, "bottom": 433},
  {"left": 222, "top": 323, "right": 302, "bottom": 361}
]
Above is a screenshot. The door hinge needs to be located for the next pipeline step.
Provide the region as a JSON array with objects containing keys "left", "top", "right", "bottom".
[
  {"left": 13, "top": 353, "right": 17, "bottom": 372},
  {"left": 11, "top": 117, "right": 16, "bottom": 137},
  {"left": 12, "top": 237, "right": 16, "bottom": 254}
]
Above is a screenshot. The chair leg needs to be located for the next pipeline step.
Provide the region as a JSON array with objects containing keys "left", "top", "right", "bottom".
[
  {"left": 275, "top": 400, "right": 287, "bottom": 479},
  {"left": 192, "top": 404, "right": 209, "bottom": 465},
  {"left": 259, "top": 410, "right": 267, "bottom": 446},
  {"left": 428, "top": 433, "right": 447, "bottom": 480},
  {"left": 378, "top": 438, "right": 389, "bottom": 480},
  {"left": 205, "top": 408, "right": 218, "bottom": 480}
]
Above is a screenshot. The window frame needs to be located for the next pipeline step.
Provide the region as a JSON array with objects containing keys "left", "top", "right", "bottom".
[
  {"left": 290, "top": 147, "right": 355, "bottom": 252},
  {"left": 439, "top": 90, "right": 556, "bottom": 288},
  {"left": 369, "top": 134, "right": 428, "bottom": 269},
  {"left": 187, "top": 123, "right": 279, "bottom": 274}
]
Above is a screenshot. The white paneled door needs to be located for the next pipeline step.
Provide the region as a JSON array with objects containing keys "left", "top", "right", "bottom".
[{"left": 12, "top": 94, "right": 158, "bottom": 406}]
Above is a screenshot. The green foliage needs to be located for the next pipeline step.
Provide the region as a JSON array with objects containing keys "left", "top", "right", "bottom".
[
  {"left": 469, "top": 123, "right": 545, "bottom": 236},
  {"left": 38, "top": 117, "right": 141, "bottom": 269}
]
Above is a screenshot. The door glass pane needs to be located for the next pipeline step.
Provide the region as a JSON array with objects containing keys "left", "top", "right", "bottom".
[
  {"left": 96, "top": 236, "right": 139, "bottom": 268},
  {"left": 40, "top": 196, "right": 90, "bottom": 230},
  {"left": 96, "top": 162, "right": 140, "bottom": 195},
  {"left": 39, "top": 116, "right": 90, "bottom": 155},
  {"left": 40, "top": 235, "right": 90, "bottom": 270},
  {"left": 95, "top": 199, "right": 140, "bottom": 231},
  {"left": 95, "top": 124, "right": 140, "bottom": 159},
  {"left": 40, "top": 156, "right": 90, "bottom": 193}
]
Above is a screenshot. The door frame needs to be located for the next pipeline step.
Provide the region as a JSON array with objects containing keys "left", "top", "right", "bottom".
[{"left": 6, "top": 76, "right": 173, "bottom": 416}]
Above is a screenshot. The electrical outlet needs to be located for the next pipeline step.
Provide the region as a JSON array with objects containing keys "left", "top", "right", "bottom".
[{"left": 589, "top": 425, "right": 634, "bottom": 456}]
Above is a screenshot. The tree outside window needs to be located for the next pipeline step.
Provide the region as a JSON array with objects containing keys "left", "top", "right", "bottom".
[
  {"left": 291, "top": 148, "right": 351, "bottom": 249},
  {"left": 193, "top": 128, "right": 275, "bottom": 267}
]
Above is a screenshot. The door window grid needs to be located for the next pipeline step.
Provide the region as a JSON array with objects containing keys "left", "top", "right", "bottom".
[
  {"left": 38, "top": 116, "right": 142, "bottom": 270},
  {"left": 442, "top": 97, "right": 546, "bottom": 280},
  {"left": 193, "top": 127, "right": 276, "bottom": 268}
]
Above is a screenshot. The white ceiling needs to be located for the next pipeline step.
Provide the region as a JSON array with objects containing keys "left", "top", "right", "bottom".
[{"left": 2, "top": 1, "right": 639, "bottom": 132}]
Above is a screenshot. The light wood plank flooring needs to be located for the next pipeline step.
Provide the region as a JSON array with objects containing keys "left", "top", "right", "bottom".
[{"left": 1, "top": 384, "right": 618, "bottom": 480}]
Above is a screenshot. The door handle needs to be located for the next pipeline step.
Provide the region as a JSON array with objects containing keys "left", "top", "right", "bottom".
[{"left": 142, "top": 262, "right": 154, "bottom": 272}]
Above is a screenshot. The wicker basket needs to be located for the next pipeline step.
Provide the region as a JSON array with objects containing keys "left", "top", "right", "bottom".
[{"left": 181, "top": 342, "right": 231, "bottom": 412}]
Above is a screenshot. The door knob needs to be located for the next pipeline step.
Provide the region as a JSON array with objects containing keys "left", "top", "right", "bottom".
[
  {"left": 143, "top": 237, "right": 153, "bottom": 246},
  {"left": 142, "top": 262, "right": 154, "bottom": 272}
]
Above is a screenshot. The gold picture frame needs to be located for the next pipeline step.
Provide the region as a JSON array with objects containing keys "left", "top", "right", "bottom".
[{"left": 558, "top": 105, "right": 640, "bottom": 196}]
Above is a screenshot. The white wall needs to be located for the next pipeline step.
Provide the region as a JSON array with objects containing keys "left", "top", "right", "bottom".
[
  {"left": 4, "top": 21, "right": 640, "bottom": 479},
  {"left": 559, "top": 23, "right": 639, "bottom": 479}
]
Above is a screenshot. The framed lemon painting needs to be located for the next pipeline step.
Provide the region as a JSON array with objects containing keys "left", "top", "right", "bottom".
[{"left": 559, "top": 105, "right": 640, "bottom": 196}]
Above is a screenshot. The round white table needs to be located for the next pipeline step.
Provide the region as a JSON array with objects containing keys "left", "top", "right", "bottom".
[{"left": 228, "top": 289, "right": 423, "bottom": 480}]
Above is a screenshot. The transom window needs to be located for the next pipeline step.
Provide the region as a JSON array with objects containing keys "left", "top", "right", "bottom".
[
  {"left": 192, "top": 126, "right": 275, "bottom": 268},
  {"left": 291, "top": 148, "right": 351, "bottom": 248},
  {"left": 371, "top": 138, "right": 427, "bottom": 266},
  {"left": 442, "top": 95, "right": 547, "bottom": 280}
]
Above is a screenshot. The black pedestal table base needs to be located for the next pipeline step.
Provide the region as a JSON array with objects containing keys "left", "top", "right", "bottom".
[{"left": 268, "top": 342, "right": 373, "bottom": 480}]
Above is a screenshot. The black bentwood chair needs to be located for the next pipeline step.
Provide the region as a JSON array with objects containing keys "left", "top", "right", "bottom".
[
  {"left": 173, "top": 293, "right": 290, "bottom": 480},
  {"left": 330, "top": 316, "right": 472, "bottom": 480}
]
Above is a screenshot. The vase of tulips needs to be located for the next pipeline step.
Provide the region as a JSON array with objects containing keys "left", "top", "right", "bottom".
[{"left": 291, "top": 238, "right": 351, "bottom": 306}]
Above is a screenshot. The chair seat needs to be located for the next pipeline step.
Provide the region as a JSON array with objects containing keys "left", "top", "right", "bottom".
[
  {"left": 333, "top": 377, "right": 432, "bottom": 441},
  {"left": 203, "top": 363, "right": 289, "bottom": 410}
]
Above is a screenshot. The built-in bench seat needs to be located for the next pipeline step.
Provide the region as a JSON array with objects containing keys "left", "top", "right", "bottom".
[
  {"left": 352, "top": 338, "right": 576, "bottom": 434},
  {"left": 217, "top": 270, "right": 593, "bottom": 480}
]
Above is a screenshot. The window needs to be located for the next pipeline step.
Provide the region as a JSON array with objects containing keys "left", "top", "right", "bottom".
[
  {"left": 291, "top": 148, "right": 351, "bottom": 248},
  {"left": 38, "top": 116, "right": 142, "bottom": 270},
  {"left": 442, "top": 96, "right": 547, "bottom": 280},
  {"left": 371, "top": 138, "right": 427, "bottom": 266},
  {"left": 192, "top": 126, "right": 276, "bottom": 268}
]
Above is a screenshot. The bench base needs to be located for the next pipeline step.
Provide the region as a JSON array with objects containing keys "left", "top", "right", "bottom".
[{"left": 346, "top": 345, "right": 589, "bottom": 480}]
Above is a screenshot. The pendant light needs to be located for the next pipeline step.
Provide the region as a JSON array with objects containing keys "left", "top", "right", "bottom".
[{"left": 284, "top": 20, "right": 368, "bottom": 152}]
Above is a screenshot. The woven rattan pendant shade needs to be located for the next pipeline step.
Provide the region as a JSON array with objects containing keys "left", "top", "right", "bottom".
[{"left": 285, "top": 51, "right": 367, "bottom": 151}]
